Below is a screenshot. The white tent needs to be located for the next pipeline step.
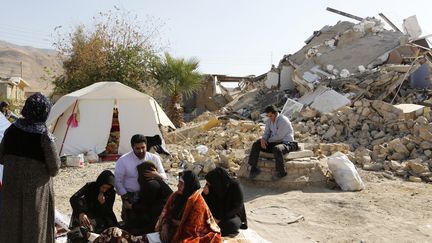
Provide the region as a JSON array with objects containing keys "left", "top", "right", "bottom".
[
  {"left": 0, "top": 112, "right": 11, "bottom": 142},
  {"left": 0, "top": 112, "right": 11, "bottom": 183},
  {"left": 46, "top": 81, "right": 175, "bottom": 156}
]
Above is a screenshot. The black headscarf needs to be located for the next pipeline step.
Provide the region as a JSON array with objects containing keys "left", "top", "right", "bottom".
[
  {"left": 171, "top": 170, "right": 200, "bottom": 220},
  {"left": 14, "top": 92, "right": 52, "bottom": 134},
  {"left": 203, "top": 167, "right": 247, "bottom": 228},
  {"left": 205, "top": 167, "right": 234, "bottom": 200},
  {"left": 137, "top": 161, "right": 163, "bottom": 186},
  {"left": 0, "top": 101, "right": 9, "bottom": 111},
  {"left": 96, "top": 170, "right": 115, "bottom": 188}
]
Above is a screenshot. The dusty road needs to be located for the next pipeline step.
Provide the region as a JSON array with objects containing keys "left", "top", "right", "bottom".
[
  {"left": 54, "top": 163, "right": 432, "bottom": 243},
  {"left": 243, "top": 170, "right": 432, "bottom": 242}
]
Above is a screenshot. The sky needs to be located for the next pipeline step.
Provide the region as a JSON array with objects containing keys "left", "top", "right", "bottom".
[{"left": 1, "top": 0, "right": 432, "bottom": 76}]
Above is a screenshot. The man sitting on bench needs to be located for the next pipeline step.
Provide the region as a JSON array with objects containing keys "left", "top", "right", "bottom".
[{"left": 248, "top": 105, "right": 297, "bottom": 179}]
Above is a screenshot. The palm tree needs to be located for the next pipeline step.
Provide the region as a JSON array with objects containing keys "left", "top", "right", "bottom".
[{"left": 154, "top": 53, "right": 204, "bottom": 127}]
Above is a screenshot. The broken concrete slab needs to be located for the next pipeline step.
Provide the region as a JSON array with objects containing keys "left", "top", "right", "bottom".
[
  {"left": 226, "top": 88, "right": 260, "bottom": 112},
  {"left": 298, "top": 86, "right": 330, "bottom": 106},
  {"left": 281, "top": 98, "right": 304, "bottom": 119},
  {"left": 288, "top": 21, "right": 355, "bottom": 67},
  {"left": 259, "top": 149, "right": 314, "bottom": 160},
  {"left": 164, "top": 122, "right": 206, "bottom": 143},
  {"left": 393, "top": 103, "right": 426, "bottom": 120},
  {"left": 383, "top": 64, "right": 412, "bottom": 73},
  {"left": 238, "top": 157, "right": 328, "bottom": 189},
  {"left": 310, "top": 89, "right": 351, "bottom": 113},
  {"left": 302, "top": 71, "right": 320, "bottom": 83},
  {"left": 403, "top": 15, "right": 422, "bottom": 39},
  {"left": 315, "top": 29, "right": 403, "bottom": 74}
]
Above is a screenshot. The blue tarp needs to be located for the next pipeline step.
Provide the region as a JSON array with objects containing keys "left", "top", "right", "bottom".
[{"left": 410, "top": 63, "right": 431, "bottom": 89}]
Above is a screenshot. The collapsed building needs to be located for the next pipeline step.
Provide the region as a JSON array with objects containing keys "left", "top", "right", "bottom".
[
  {"left": 182, "top": 74, "right": 254, "bottom": 121},
  {"left": 163, "top": 10, "right": 432, "bottom": 185}
]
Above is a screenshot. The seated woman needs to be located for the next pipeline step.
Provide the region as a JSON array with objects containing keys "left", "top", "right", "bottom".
[
  {"left": 156, "top": 170, "right": 222, "bottom": 243},
  {"left": 202, "top": 167, "right": 248, "bottom": 237},
  {"left": 123, "top": 161, "right": 173, "bottom": 235},
  {"left": 70, "top": 170, "right": 118, "bottom": 233}
]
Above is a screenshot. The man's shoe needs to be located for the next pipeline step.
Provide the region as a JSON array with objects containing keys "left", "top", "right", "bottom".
[
  {"left": 240, "top": 222, "right": 248, "bottom": 230},
  {"left": 278, "top": 171, "right": 288, "bottom": 178},
  {"left": 273, "top": 171, "right": 287, "bottom": 180},
  {"left": 249, "top": 167, "right": 261, "bottom": 179}
]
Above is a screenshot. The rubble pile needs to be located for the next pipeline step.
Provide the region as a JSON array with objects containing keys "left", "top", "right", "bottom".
[
  {"left": 288, "top": 18, "right": 405, "bottom": 95},
  {"left": 228, "top": 17, "right": 431, "bottom": 119},
  {"left": 162, "top": 119, "right": 263, "bottom": 176},
  {"left": 164, "top": 13, "right": 432, "bottom": 184},
  {"left": 227, "top": 88, "right": 289, "bottom": 119},
  {"left": 191, "top": 120, "right": 261, "bottom": 150},
  {"left": 321, "top": 66, "right": 410, "bottom": 102},
  {"left": 291, "top": 97, "right": 432, "bottom": 181}
]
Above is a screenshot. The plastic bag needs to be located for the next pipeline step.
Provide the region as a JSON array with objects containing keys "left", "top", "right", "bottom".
[
  {"left": 327, "top": 152, "right": 365, "bottom": 191},
  {"left": 85, "top": 150, "right": 99, "bottom": 163},
  {"left": 196, "top": 145, "right": 208, "bottom": 155}
]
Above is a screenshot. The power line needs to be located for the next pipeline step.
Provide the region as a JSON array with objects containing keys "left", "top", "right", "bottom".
[
  {"left": 0, "top": 31, "right": 50, "bottom": 42},
  {"left": 0, "top": 36, "right": 53, "bottom": 49},
  {"left": 0, "top": 26, "right": 53, "bottom": 48},
  {"left": 0, "top": 25, "right": 50, "bottom": 36}
]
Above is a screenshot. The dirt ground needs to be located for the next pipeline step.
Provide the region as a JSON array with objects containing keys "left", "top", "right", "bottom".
[{"left": 54, "top": 162, "right": 432, "bottom": 243}]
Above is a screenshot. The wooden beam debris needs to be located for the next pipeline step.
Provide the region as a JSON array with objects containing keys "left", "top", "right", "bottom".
[
  {"left": 378, "top": 13, "right": 402, "bottom": 32},
  {"left": 326, "top": 7, "right": 363, "bottom": 21}
]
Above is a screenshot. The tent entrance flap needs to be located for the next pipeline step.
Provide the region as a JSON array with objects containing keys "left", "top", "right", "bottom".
[{"left": 103, "top": 106, "right": 120, "bottom": 155}]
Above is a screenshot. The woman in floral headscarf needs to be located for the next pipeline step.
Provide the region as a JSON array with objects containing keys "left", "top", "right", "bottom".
[
  {"left": 156, "top": 170, "right": 222, "bottom": 243},
  {"left": 0, "top": 92, "right": 61, "bottom": 243}
]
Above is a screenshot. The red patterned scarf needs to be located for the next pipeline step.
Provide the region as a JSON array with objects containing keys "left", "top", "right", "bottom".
[{"left": 156, "top": 190, "right": 222, "bottom": 243}]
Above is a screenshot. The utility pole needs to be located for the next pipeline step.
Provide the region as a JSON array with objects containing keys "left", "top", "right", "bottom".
[
  {"left": 20, "top": 61, "right": 23, "bottom": 78},
  {"left": 270, "top": 51, "right": 273, "bottom": 67}
]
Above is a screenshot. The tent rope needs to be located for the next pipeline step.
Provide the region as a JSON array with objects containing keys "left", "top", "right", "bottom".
[{"left": 59, "top": 100, "right": 78, "bottom": 156}]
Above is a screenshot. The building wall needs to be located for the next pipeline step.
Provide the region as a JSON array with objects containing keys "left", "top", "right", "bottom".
[
  {"left": 15, "top": 85, "right": 26, "bottom": 100},
  {"left": 264, "top": 70, "right": 279, "bottom": 89},
  {"left": 11, "top": 85, "right": 18, "bottom": 100},
  {"left": 0, "top": 83, "right": 8, "bottom": 98},
  {"left": 0, "top": 83, "right": 26, "bottom": 100},
  {"left": 280, "top": 65, "right": 296, "bottom": 91}
]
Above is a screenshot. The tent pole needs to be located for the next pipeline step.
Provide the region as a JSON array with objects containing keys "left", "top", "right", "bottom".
[
  {"left": 59, "top": 100, "right": 78, "bottom": 156},
  {"left": 153, "top": 100, "right": 161, "bottom": 125},
  {"left": 52, "top": 116, "right": 60, "bottom": 134}
]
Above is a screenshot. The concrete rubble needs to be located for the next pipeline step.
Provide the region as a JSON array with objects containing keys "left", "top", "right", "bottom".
[{"left": 162, "top": 12, "right": 432, "bottom": 186}]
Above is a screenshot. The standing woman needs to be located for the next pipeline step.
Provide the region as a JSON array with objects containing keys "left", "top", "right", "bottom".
[
  {"left": 0, "top": 93, "right": 61, "bottom": 243},
  {"left": 202, "top": 167, "right": 248, "bottom": 236}
]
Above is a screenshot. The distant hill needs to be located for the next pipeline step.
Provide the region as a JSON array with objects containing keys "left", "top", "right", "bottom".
[{"left": 0, "top": 40, "right": 63, "bottom": 94}]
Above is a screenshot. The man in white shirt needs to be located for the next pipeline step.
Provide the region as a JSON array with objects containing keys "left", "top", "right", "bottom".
[{"left": 114, "top": 134, "right": 167, "bottom": 224}]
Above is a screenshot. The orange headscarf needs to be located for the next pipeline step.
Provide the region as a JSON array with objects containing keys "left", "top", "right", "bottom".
[{"left": 156, "top": 190, "right": 222, "bottom": 243}]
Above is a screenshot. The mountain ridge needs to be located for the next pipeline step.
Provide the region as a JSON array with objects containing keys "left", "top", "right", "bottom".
[{"left": 0, "top": 40, "right": 63, "bottom": 94}]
